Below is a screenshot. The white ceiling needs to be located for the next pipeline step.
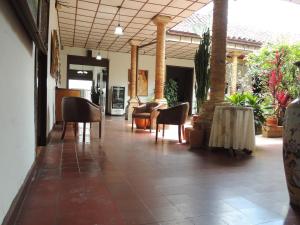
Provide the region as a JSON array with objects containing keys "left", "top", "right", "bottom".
[{"left": 57, "top": 0, "right": 211, "bottom": 60}]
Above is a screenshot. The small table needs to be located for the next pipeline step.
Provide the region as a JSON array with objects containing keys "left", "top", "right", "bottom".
[{"left": 209, "top": 105, "right": 255, "bottom": 153}]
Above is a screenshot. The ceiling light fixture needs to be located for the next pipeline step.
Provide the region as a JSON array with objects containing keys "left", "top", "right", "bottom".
[
  {"left": 96, "top": 52, "right": 102, "bottom": 60},
  {"left": 77, "top": 65, "right": 88, "bottom": 75},
  {"left": 114, "top": 6, "right": 124, "bottom": 36}
]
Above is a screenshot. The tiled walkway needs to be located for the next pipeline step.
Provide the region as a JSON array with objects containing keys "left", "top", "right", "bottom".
[{"left": 16, "top": 116, "right": 299, "bottom": 225}]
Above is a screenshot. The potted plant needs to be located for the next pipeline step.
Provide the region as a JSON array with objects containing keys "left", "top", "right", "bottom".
[
  {"left": 283, "top": 61, "right": 300, "bottom": 208},
  {"left": 194, "top": 28, "right": 211, "bottom": 114},
  {"left": 227, "top": 92, "right": 266, "bottom": 134},
  {"left": 164, "top": 79, "right": 178, "bottom": 107},
  {"left": 91, "top": 80, "right": 100, "bottom": 105}
]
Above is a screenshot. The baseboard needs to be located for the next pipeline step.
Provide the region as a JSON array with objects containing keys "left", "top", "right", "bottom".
[
  {"left": 46, "top": 123, "right": 56, "bottom": 144},
  {"left": 1, "top": 152, "right": 42, "bottom": 225}
]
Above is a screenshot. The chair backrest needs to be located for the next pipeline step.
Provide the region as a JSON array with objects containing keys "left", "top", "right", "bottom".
[
  {"left": 145, "top": 102, "right": 160, "bottom": 112},
  {"left": 157, "top": 102, "right": 189, "bottom": 125},
  {"left": 62, "top": 97, "right": 101, "bottom": 122}
]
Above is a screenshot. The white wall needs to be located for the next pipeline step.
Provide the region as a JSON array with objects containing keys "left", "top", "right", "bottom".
[
  {"left": 0, "top": 1, "right": 35, "bottom": 223},
  {"left": 60, "top": 47, "right": 195, "bottom": 113},
  {"left": 46, "top": 0, "right": 60, "bottom": 134}
]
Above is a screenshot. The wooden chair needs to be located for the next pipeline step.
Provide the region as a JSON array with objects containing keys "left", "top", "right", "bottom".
[
  {"left": 155, "top": 102, "right": 189, "bottom": 143},
  {"left": 132, "top": 102, "right": 162, "bottom": 133},
  {"left": 61, "top": 97, "right": 102, "bottom": 142}
]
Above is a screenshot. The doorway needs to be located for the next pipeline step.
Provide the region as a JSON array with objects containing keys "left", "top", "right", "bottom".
[
  {"left": 166, "top": 65, "right": 194, "bottom": 115},
  {"left": 67, "top": 55, "right": 109, "bottom": 114},
  {"left": 35, "top": 50, "right": 47, "bottom": 146}
]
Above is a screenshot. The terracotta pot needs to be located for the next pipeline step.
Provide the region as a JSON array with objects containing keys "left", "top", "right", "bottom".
[
  {"left": 191, "top": 114, "right": 201, "bottom": 126},
  {"left": 135, "top": 118, "right": 150, "bottom": 129},
  {"left": 283, "top": 97, "right": 300, "bottom": 208},
  {"left": 266, "top": 116, "right": 278, "bottom": 127}
]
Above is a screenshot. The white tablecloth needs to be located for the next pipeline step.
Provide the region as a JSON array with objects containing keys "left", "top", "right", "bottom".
[{"left": 209, "top": 105, "right": 255, "bottom": 151}]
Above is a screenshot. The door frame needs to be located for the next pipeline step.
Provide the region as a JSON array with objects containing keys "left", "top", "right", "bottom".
[
  {"left": 67, "top": 55, "right": 109, "bottom": 115},
  {"left": 166, "top": 65, "right": 194, "bottom": 115},
  {"left": 35, "top": 50, "right": 48, "bottom": 146}
]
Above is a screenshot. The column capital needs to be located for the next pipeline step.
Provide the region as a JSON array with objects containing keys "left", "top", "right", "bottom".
[
  {"left": 231, "top": 51, "right": 241, "bottom": 58},
  {"left": 152, "top": 15, "right": 171, "bottom": 25},
  {"left": 130, "top": 40, "right": 141, "bottom": 46}
]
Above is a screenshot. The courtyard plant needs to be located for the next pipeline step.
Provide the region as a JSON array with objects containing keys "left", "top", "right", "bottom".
[
  {"left": 246, "top": 43, "right": 300, "bottom": 124},
  {"left": 91, "top": 80, "right": 101, "bottom": 105},
  {"left": 194, "top": 28, "right": 211, "bottom": 113},
  {"left": 164, "top": 79, "right": 178, "bottom": 107},
  {"left": 227, "top": 92, "right": 266, "bottom": 133}
]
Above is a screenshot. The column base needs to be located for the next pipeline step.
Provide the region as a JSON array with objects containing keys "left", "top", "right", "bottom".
[{"left": 126, "top": 97, "right": 140, "bottom": 122}]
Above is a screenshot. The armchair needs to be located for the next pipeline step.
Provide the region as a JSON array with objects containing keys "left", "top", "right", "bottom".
[
  {"left": 155, "top": 102, "right": 189, "bottom": 143},
  {"left": 61, "top": 97, "right": 102, "bottom": 142},
  {"left": 132, "top": 102, "right": 162, "bottom": 133}
]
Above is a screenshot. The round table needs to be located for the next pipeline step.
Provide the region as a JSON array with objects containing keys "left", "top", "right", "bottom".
[{"left": 209, "top": 105, "right": 255, "bottom": 153}]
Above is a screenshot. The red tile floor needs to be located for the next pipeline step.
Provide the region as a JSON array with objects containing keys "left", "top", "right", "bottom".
[{"left": 16, "top": 116, "right": 300, "bottom": 225}]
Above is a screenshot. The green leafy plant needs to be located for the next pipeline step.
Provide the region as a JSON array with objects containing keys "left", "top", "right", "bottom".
[
  {"left": 227, "top": 92, "right": 266, "bottom": 132},
  {"left": 194, "top": 28, "right": 211, "bottom": 113},
  {"left": 91, "top": 80, "right": 100, "bottom": 105},
  {"left": 164, "top": 79, "right": 178, "bottom": 107},
  {"left": 247, "top": 43, "right": 300, "bottom": 124},
  {"left": 247, "top": 43, "right": 300, "bottom": 99}
]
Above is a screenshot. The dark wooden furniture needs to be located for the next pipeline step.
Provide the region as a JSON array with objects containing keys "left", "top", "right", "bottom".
[
  {"left": 132, "top": 102, "right": 162, "bottom": 133},
  {"left": 155, "top": 102, "right": 189, "bottom": 143},
  {"left": 61, "top": 97, "right": 102, "bottom": 142}
]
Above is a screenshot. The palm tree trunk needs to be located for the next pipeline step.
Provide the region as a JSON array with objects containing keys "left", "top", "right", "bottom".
[
  {"left": 210, "top": 0, "right": 228, "bottom": 102},
  {"left": 193, "top": 0, "right": 229, "bottom": 136}
]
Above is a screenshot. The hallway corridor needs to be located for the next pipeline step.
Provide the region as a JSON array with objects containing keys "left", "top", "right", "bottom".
[{"left": 15, "top": 117, "right": 299, "bottom": 225}]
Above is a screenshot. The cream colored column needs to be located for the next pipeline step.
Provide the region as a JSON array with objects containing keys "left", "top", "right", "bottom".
[
  {"left": 127, "top": 40, "right": 140, "bottom": 121},
  {"left": 152, "top": 15, "right": 171, "bottom": 104},
  {"left": 231, "top": 52, "right": 239, "bottom": 94}
]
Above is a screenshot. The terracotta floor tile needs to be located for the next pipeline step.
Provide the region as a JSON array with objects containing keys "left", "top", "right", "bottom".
[{"left": 14, "top": 117, "right": 299, "bottom": 225}]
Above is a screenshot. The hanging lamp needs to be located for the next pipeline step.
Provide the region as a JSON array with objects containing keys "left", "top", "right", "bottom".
[
  {"left": 96, "top": 52, "right": 102, "bottom": 60},
  {"left": 114, "top": 6, "right": 124, "bottom": 35}
]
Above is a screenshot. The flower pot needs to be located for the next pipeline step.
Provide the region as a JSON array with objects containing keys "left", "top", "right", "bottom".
[
  {"left": 266, "top": 116, "right": 278, "bottom": 127},
  {"left": 191, "top": 114, "right": 199, "bottom": 126},
  {"left": 135, "top": 118, "right": 150, "bottom": 129},
  {"left": 283, "top": 97, "right": 300, "bottom": 208}
]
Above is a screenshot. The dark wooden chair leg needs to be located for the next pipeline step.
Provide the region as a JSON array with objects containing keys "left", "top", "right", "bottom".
[
  {"left": 73, "top": 122, "right": 77, "bottom": 136},
  {"left": 61, "top": 122, "right": 67, "bottom": 140},
  {"left": 144, "top": 119, "right": 147, "bottom": 130},
  {"left": 155, "top": 123, "right": 159, "bottom": 143},
  {"left": 162, "top": 124, "right": 165, "bottom": 138},
  {"left": 99, "top": 121, "right": 101, "bottom": 138},
  {"left": 182, "top": 125, "right": 185, "bottom": 139},
  {"left": 83, "top": 122, "right": 86, "bottom": 142},
  {"left": 178, "top": 125, "right": 182, "bottom": 143}
]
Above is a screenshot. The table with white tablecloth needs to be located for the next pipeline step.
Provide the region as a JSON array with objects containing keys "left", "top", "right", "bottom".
[{"left": 209, "top": 105, "right": 255, "bottom": 152}]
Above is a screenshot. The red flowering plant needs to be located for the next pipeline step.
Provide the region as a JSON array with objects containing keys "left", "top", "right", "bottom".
[
  {"left": 267, "top": 50, "right": 291, "bottom": 123},
  {"left": 247, "top": 43, "right": 300, "bottom": 125}
]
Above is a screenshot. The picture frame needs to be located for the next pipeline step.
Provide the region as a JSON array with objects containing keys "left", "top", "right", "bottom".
[{"left": 128, "top": 69, "right": 149, "bottom": 96}]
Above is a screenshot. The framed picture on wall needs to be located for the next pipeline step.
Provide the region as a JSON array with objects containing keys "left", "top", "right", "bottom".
[
  {"left": 128, "top": 69, "right": 149, "bottom": 96},
  {"left": 137, "top": 70, "right": 148, "bottom": 96}
]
